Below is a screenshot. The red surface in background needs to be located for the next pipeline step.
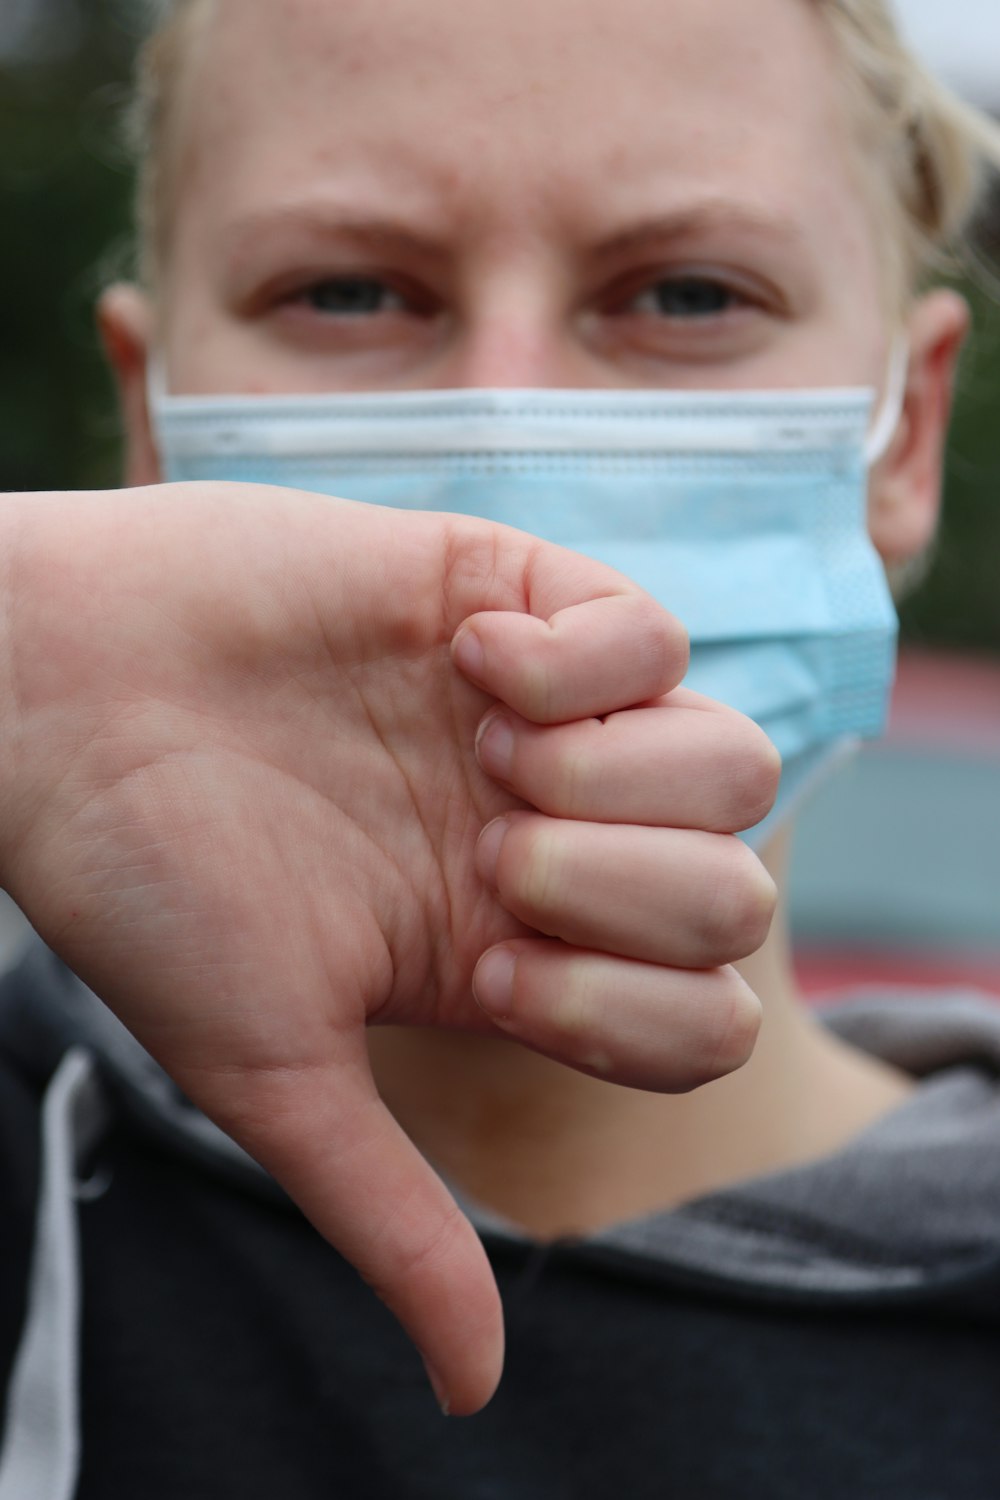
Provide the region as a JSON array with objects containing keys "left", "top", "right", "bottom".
[
  {"left": 885, "top": 648, "right": 1000, "bottom": 754},
  {"left": 796, "top": 949, "right": 1000, "bottom": 1002},
  {"left": 792, "top": 648, "right": 1000, "bottom": 1002}
]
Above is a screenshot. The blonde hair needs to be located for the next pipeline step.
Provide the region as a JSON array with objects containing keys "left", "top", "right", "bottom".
[
  {"left": 820, "top": 0, "right": 1000, "bottom": 304},
  {"left": 129, "top": 0, "right": 1000, "bottom": 301}
]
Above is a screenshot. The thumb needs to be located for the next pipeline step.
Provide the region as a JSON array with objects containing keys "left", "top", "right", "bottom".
[{"left": 210, "top": 1034, "right": 504, "bottom": 1418}]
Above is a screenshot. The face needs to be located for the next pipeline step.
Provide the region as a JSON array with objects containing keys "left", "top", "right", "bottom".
[{"left": 102, "top": 0, "right": 968, "bottom": 559}]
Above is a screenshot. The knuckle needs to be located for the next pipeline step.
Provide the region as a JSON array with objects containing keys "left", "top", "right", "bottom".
[
  {"left": 440, "top": 519, "right": 506, "bottom": 633},
  {"left": 738, "top": 728, "right": 783, "bottom": 829},
  {"left": 614, "top": 594, "right": 688, "bottom": 699},
  {"left": 551, "top": 960, "right": 611, "bottom": 1050},
  {"left": 367, "top": 1198, "right": 467, "bottom": 1293},
  {"left": 732, "top": 851, "right": 778, "bottom": 957},
  {"left": 694, "top": 975, "right": 763, "bottom": 1085},
  {"left": 718, "top": 720, "right": 783, "bottom": 831},
  {"left": 505, "top": 821, "right": 565, "bottom": 924},
  {"left": 643, "top": 599, "right": 690, "bottom": 687},
  {"left": 549, "top": 738, "right": 595, "bottom": 816},
  {"left": 698, "top": 839, "right": 777, "bottom": 961},
  {"left": 516, "top": 656, "right": 554, "bottom": 723}
]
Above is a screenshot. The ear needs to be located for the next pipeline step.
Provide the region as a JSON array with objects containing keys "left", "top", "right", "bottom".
[
  {"left": 96, "top": 284, "right": 162, "bottom": 487},
  {"left": 868, "top": 289, "right": 969, "bottom": 565}
]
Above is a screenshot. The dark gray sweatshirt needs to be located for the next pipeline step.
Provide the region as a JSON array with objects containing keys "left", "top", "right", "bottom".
[{"left": 2, "top": 939, "right": 1000, "bottom": 1499}]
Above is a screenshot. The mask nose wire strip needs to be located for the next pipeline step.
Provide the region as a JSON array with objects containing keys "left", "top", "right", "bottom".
[{"left": 0, "top": 1049, "right": 109, "bottom": 1500}]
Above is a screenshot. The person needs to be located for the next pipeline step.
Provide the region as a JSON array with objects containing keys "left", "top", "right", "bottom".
[{"left": 1, "top": 0, "right": 999, "bottom": 1493}]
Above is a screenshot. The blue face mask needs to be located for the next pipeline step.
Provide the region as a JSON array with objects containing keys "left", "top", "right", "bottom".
[{"left": 149, "top": 361, "right": 904, "bottom": 847}]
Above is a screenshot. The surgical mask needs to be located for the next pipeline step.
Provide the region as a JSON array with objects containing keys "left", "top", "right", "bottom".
[{"left": 149, "top": 351, "right": 906, "bottom": 846}]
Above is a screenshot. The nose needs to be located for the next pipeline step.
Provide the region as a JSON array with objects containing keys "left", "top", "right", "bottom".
[
  {"left": 433, "top": 270, "right": 595, "bottom": 389},
  {"left": 445, "top": 324, "right": 565, "bottom": 387},
  {"left": 443, "top": 317, "right": 591, "bottom": 389}
]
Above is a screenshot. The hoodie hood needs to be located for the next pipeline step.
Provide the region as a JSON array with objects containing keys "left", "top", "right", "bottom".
[
  {"left": 588, "top": 995, "right": 1000, "bottom": 1296},
  {"left": 4, "top": 937, "right": 1000, "bottom": 1296}
]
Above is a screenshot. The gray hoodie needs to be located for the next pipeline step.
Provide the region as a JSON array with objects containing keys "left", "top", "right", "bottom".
[{"left": 2, "top": 939, "right": 1000, "bottom": 1499}]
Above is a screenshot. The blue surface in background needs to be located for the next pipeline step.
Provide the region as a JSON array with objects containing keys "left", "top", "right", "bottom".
[{"left": 790, "top": 744, "right": 1000, "bottom": 953}]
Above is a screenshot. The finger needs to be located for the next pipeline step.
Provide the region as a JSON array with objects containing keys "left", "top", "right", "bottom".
[
  {"left": 472, "top": 940, "right": 762, "bottom": 1091},
  {"left": 475, "top": 690, "right": 781, "bottom": 832},
  {"left": 476, "top": 813, "right": 776, "bottom": 969},
  {"left": 451, "top": 593, "right": 688, "bottom": 724},
  {"left": 193, "top": 1040, "right": 504, "bottom": 1419}
]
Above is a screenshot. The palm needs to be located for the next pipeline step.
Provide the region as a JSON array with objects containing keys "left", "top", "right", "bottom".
[{"left": 7, "top": 485, "right": 535, "bottom": 1075}]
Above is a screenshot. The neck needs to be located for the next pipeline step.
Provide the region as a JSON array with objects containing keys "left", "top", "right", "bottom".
[{"left": 367, "top": 833, "right": 914, "bottom": 1239}]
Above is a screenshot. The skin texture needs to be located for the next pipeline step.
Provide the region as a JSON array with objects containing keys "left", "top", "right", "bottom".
[{"left": 91, "top": 0, "right": 967, "bottom": 1414}]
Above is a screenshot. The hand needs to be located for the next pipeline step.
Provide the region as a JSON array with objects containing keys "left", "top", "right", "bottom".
[{"left": 0, "top": 483, "right": 777, "bottom": 1414}]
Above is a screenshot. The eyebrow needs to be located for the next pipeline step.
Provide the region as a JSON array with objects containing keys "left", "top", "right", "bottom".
[
  {"left": 590, "top": 202, "right": 809, "bottom": 260},
  {"left": 221, "top": 205, "right": 451, "bottom": 283}
]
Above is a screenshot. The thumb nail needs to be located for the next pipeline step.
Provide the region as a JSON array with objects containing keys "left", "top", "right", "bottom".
[{"left": 422, "top": 1356, "right": 451, "bottom": 1416}]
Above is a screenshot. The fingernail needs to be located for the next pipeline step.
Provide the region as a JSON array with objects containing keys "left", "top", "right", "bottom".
[
  {"left": 476, "top": 711, "right": 514, "bottom": 781},
  {"left": 452, "top": 626, "right": 485, "bottom": 685},
  {"left": 475, "top": 816, "right": 509, "bottom": 890},
  {"left": 473, "top": 947, "right": 517, "bottom": 1020},
  {"left": 422, "top": 1357, "right": 451, "bottom": 1416}
]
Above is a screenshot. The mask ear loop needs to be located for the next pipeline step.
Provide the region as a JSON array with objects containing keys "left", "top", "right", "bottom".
[
  {"left": 146, "top": 354, "right": 169, "bottom": 409},
  {"left": 145, "top": 356, "right": 171, "bottom": 475},
  {"left": 145, "top": 355, "right": 168, "bottom": 434},
  {"left": 864, "top": 335, "right": 910, "bottom": 467}
]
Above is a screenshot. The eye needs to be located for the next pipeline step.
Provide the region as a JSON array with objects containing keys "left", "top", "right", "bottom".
[
  {"left": 629, "top": 276, "right": 744, "bottom": 319},
  {"left": 300, "top": 276, "right": 407, "bottom": 316}
]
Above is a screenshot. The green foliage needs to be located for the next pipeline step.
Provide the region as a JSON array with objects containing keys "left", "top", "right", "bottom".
[
  {"left": 898, "top": 269, "right": 1000, "bottom": 656},
  {"left": 0, "top": 0, "right": 136, "bottom": 494},
  {"left": 1, "top": 1, "right": 998, "bottom": 654}
]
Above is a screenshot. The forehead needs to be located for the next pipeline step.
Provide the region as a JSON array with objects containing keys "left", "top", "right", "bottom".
[{"left": 173, "top": 0, "right": 866, "bottom": 257}]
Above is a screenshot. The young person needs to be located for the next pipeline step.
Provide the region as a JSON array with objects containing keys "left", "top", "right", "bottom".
[{"left": 1, "top": 0, "right": 1000, "bottom": 1493}]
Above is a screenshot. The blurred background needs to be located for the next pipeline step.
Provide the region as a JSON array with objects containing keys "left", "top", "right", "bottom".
[{"left": 0, "top": 0, "right": 998, "bottom": 990}]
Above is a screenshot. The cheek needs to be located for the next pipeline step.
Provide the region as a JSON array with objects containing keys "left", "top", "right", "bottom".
[
  {"left": 158, "top": 233, "right": 213, "bottom": 381},
  {"left": 158, "top": 261, "right": 251, "bottom": 396}
]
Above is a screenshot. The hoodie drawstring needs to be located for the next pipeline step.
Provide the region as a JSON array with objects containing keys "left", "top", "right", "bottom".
[{"left": 0, "top": 1049, "right": 108, "bottom": 1500}]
